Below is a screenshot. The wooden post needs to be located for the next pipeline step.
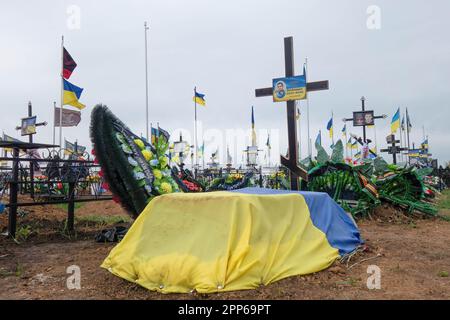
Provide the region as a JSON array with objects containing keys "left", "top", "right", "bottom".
[
  {"left": 67, "top": 181, "right": 75, "bottom": 232},
  {"left": 8, "top": 147, "right": 20, "bottom": 238}
]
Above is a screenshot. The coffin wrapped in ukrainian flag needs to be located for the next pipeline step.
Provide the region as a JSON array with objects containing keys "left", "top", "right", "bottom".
[{"left": 102, "top": 188, "right": 362, "bottom": 293}]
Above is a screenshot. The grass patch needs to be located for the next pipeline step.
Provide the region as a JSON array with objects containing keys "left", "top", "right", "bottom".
[
  {"left": 438, "top": 271, "right": 449, "bottom": 278},
  {"left": 75, "top": 215, "right": 132, "bottom": 226},
  {"left": 56, "top": 203, "right": 83, "bottom": 211}
]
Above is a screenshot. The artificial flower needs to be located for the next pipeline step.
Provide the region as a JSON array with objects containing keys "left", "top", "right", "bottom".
[{"left": 134, "top": 139, "right": 145, "bottom": 150}]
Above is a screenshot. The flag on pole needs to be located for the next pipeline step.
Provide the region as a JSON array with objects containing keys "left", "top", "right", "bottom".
[
  {"left": 63, "top": 79, "right": 85, "bottom": 110},
  {"left": 251, "top": 106, "right": 257, "bottom": 146},
  {"left": 157, "top": 126, "right": 170, "bottom": 142},
  {"left": 193, "top": 91, "right": 206, "bottom": 106},
  {"left": 54, "top": 107, "right": 81, "bottom": 127},
  {"left": 406, "top": 108, "right": 412, "bottom": 132},
  {"left": 391, "top": 108, "right": 400, "bottom": 134},
  {"left": 226, "top": 145, "right": 232, "bottom": 164},
  {"left": 354, "top": 150, "right": 361, "bottom": 159},
  {"left": 421, "top": 138, "right": 428, "bottom": 150},
  {"left": 64, "top": 140, "right": 86, "bottom": 156},
  {"left": 151, "top": 126, "right": 159, "bottom": 145},
  {"left": 351, "top": 140, "right": 358, "bottom": 149},
  {"left": 63, "top": 47, "right": 77, "bottom": 79},
  {"left": 341, "top": 125, "right": 346, "bottom": 137},
  {"left": 346, "top": 137, "right": 352, "bottom": 148},
  {"left": 326, "top": 117, "right": 333, "bottom": 138},
  {"left": 315, "top": 131, "right": 321, "bottom": 146}
]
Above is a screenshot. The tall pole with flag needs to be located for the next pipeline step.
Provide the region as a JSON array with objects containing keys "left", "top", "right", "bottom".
[
  {"left": 53, "top": 101, "right": 56, "bottom": 147},
  {"left": 192, "top": 88, "right": 206, "bottom": 169},
  {"left": 326, "top": 113, "right": 334, "bottom": 148},
  {"left": 60, "top": 35, "right": 64, "bottom": 149},
  {"left": 342, "top": 124, "right": 348, "bottom": 159},
  {"left": 406, "top": 108, "right": 412, "bottom": 164},
  {"left": 144, "top": 21, "right": 150, "bottom": 142},
  {"left": 194, "top": 87, "right": 198, "bottom": 168}
]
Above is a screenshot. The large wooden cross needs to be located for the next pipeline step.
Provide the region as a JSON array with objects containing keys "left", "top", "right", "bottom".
[{"left": 255, "top": 37, "right": 329, "bottom": 190}]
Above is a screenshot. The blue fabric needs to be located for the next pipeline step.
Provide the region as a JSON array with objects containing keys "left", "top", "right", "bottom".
[{"left": 229, "top": 187, "right": 362, "bottom": 255}]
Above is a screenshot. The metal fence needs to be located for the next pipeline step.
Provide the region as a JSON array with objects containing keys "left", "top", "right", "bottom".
[{"left": 0, "top": 149, "right": 112, "bottom": 237}]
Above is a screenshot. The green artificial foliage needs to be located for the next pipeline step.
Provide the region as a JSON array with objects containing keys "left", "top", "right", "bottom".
[
  {"left": 315, "top": 143, "right": 330, "bottom": 165},
  {"left": 373, "top": 157, "right": 389, "bottom": 175},
  {"left": 330, "top": 140, "right": 344, "bottom": 163}
]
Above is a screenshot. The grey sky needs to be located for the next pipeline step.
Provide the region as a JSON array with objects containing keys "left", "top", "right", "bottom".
[{"left": 1, "top": 0, "right": 449, "bottom": 164}]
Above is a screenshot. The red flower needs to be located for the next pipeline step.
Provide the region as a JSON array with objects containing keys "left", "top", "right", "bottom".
[{"left": 112, "top": 195, "right": 121, "bottom": 204}]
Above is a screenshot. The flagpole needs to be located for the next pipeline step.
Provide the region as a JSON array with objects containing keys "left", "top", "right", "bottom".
[
  {"left": 399, "top": 125, "right": 404, "bottom": 162},
  {"left": 194, "top": 87, "right": 198, "bottom": 170},
  {"left": 406, "top": 108, "right": 411, "bottom": 165},
  {"left": 331, "top": 111, "right": 334, "bottom": 147},
  {"left": 60, "top": 35, "right": 64, "bottom": 152},
  {"left": 373, "top": 124, "right": 378, "bottom": 157},
  {"left": 350, "top": 136, "right": 353, "bottom": 159},
  {"left": 305, "top": 58, "right": 311, "bottom": 157},
  {"left": 344, "top": 129, "right": 348, "bottom": 160},
  {"left": 144, "top": 21, "right": 150, "bottom": 142},
  {"left": 53, "top": 101, "right": 56, "bottom": 147}
]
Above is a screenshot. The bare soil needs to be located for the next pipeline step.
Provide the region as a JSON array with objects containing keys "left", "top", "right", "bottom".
[{"left": 0, "top": 196, "right": 449, "bottom": 300}]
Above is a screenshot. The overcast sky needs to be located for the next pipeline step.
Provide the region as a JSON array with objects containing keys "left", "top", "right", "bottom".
[{"left": 1, "top": 0, "right": 449, "bottom": 165}]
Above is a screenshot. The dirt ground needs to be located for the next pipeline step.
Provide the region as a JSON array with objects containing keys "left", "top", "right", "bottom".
[{"left": 0, "top": 195, "right": 449, "bottom": 300}]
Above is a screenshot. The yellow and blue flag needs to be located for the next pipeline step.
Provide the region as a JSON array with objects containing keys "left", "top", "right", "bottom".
[
  {"left": 326, "top": 117, "right": 333, "bottom": 138},
  {"left": 421, "top": 139, "right": 428, "bottom": 150},
  {"left": 391, "top": 108, "right": 400, "bottom": 133},
  {"left": 63, "top": 79, "right": 85, "bottom": 110},
  {"left": 101, "top": 188, "right": 362, "bottom": 293},
  {"left": 193, "top": 91, "right": 206, "bottom": 106},
  {"left": 341, "top": 125, "right": 346, "bottom": 137}
]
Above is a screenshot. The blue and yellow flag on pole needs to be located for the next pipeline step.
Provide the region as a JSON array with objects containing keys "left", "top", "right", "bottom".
[
  {"left": 341, "top": 125, "right": 346, "bottom": 137},
  {"left": 391, "top": 108, "right": 400, "bottom": 134},
  {"left": 63, "top": 79, "right": 85, "bottom": 110},
  {"left": 193, "top": 91, "right": 206, "bottom": 106},
  {"left": 326, "top": 117, "right": 333, "bottom": 138}
]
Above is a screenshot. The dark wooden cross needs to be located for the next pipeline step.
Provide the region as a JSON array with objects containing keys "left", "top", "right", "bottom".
[
  {"left": 14, "top": 101, "right": 47, "bottom": 198},
  {"left": 343, "top": 97, "right": 386, "bottom": 143},
  {"left": 255, "top": 36, "right": 329, "bottom": 190},
  {"left": 380, "top": 134, "right": 408, "bottom": 165}
]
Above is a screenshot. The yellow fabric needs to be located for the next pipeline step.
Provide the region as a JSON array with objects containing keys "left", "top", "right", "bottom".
[
  {"left": 63, "top": 90, "right": 86, "bottom": 110},
  {"left": 193, "top": 96, "right": 206, "bottom": 106},
  {"left": 102, "top": 192, "right": 339, "bottom": 293}
]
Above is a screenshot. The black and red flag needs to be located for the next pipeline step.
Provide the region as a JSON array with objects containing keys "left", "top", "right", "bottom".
[{"left": 63, "top": 47, "right": 77, "bottom": 79}]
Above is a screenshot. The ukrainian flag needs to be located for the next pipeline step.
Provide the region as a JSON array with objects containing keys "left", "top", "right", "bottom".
[
  {"left": 102, "top": 188, "right": 361, "bottom": 293},
  {"left": 326, "top": 117, "right": 333, "bottom": 138},
  {"left": 193, "top": 91, "right": 206, "bottom": 106},
  {"left": 391, "top": 108, "right": 400, "bottom": 134},
  {"left": 63, "top": 79, "right": 85, "bottom": 110}
]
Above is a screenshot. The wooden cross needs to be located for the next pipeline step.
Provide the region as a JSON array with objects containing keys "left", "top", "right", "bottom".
[
  {"left": 255, "top": 36, "right": 329, "bottom": 190},
  {"left": 380, "top": 134, "right": 408, "bottom": 165},
  {"left": 343, "top": 97, "right": 386, "bottom": 143}
]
